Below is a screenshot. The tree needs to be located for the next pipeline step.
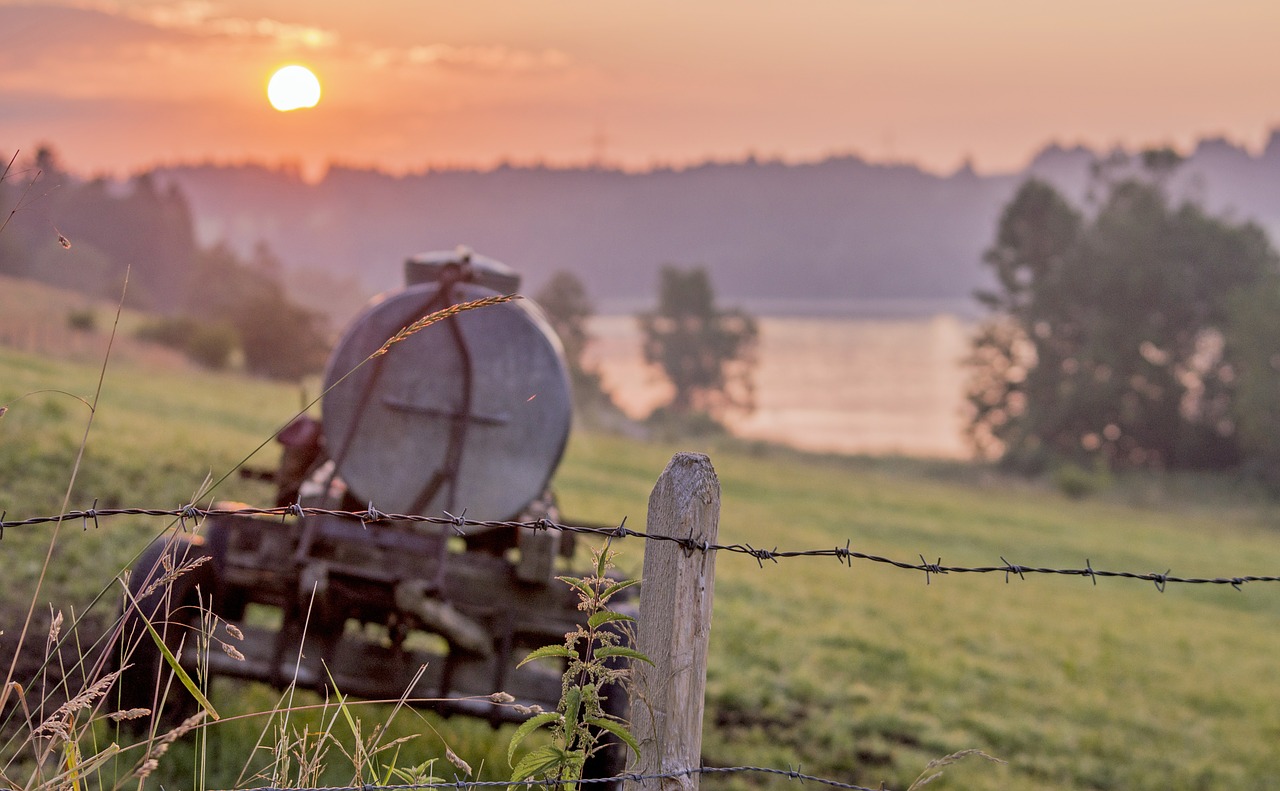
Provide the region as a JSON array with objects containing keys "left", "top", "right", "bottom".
[
  {"left": 968, "top": 161, "right": 1280, "bottom": 472},
  {"left": 638, "top": 265, "right": 758, "bottom": 419},
  {"left": 0, "top": 147, "right": 198, "bottom": 308},
  {"left": 535, "top": 270, "right": 614, "bottom": 406},
  {"left": 189, "top": 243, "right": 330, "bottom": 381},
  {"left": 536, "top": 271, "right": 594, "bottom": 382},
  {"left": 1224, "top": 274, "right": 1280, "bottom": 483}
]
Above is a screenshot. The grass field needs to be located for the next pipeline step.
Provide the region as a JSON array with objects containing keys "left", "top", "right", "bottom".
[{"left": 5, "top": 276, "right": 1280, "bottom": 789}]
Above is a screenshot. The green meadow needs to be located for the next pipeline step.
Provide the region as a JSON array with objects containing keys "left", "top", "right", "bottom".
[{"left": 4, "top": 277, "right": 1280, "bottom": 790}]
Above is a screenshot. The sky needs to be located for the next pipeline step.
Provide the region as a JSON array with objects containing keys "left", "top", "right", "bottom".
[{"left": 2, "top": 0, "right": 1279, "bottom": 179}]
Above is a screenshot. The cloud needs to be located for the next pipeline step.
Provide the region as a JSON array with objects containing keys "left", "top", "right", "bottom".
[
  {"left": 0, "top": 3, "right": 188, "bottom": 69},
  {"left": 366, "top": 43, "right": 572, "bottom": 74},
  {"left": 115, "top": 0, "right": 567, "bottom": 71},
  {"left": 0, "top": 1, "right": 572, "bottom": 98},
  {"left": 132, "top": 0, "right": 338, "bottom": 49}
]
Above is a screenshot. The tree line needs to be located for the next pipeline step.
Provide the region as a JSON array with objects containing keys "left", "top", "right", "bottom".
[
  {"left": 3, "top": 146, "right": 760, "bottom": 420},
  {"left": 0, "top": 147, "right": 328, "bottom": 380},
  {"left": 968, "top": 149, "right": 1280, "bottom": 481}
]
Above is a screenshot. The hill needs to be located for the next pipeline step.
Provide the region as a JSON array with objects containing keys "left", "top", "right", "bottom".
[{"left": 151, "top": 130, "right": 1280, "bottom": 314}]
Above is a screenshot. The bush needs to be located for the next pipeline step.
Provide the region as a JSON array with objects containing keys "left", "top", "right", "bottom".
[
  {"left": 643, "top": 406, "right": 729, "bottom": 440},
  {"left": 137, "top": 315, "right": 239, "bottom": 370},
  {"left": 184, "top": 322, "right": 239, "bottom": 369},
  {"left": 188, "top": 244, "right": 330, "bottom": 381},
  {"left": 137, "top": 315, "right": 197, "bottom": 348},
  {"left": 66, "top": 308, "right": 96, "bottom": 332},
  {"left": 1052, "top": 461, "right": 1111, "bottom": 500}
]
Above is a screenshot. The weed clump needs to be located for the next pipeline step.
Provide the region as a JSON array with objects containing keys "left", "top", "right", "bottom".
[{"left": 508, "top": 545, "right": 648, "bottom": 789}]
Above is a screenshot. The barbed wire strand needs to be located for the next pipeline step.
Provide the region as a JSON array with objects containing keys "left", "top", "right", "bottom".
[
  {"left": 3, "top": 504, "right": 1278, "bottom": 590},
  {"left": 237, "top": 765, "right": 887, "bottom": 791}
]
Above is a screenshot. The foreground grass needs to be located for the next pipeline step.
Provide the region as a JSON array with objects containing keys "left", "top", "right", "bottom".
[
  {"left": 0, "top": 344, "right": 288, "bottom": 603},
  {"left": 6, "top": 340, "right": 1280, "bottom": 789},
  {"left": 561, "top": 434, "right": 1280, "bottom": 790}
]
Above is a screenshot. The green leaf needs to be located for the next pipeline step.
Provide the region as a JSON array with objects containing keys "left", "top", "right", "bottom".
[
  {"left": 507, "top": 711, "right": 561, "bottom": 766},
  {"left": 517, "top": 644, "right": 574, "bottom": 668},
  {"left": 322, "top": 662, "right": 360, "bottom": 740},
  {"left": 596, "top": 548, "right": 609, "bottom": 578},
  {"left": 509, "top": 742, "right": 570, "bottom": 778},
  {"left": 563, "top": 686, "right": 582, "bottom": 745},
  {"left": 119, "top": 582, "right": 220, "bottom": 720},
  {"left": 586, "top": 717, "right": 642, "bottom": 758},
  {"left": 593, "top": 646, "right": 654, "bottom": 665},
  {"left": 587, "top": 611, "right": 636, "bottom": 630},
  {"left": 46, "top": 743, "right": 120, "bottom": 791},
  {"left": 556, "top": 575, "right": 595, "bottom": 598},
  {"left": 601, "top": 578, "right": 642, "bottom": 601}
]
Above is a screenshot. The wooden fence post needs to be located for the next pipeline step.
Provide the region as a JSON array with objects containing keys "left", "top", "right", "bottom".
[{"left": 624, "top": 452, "right": 720, "bottom": 791}]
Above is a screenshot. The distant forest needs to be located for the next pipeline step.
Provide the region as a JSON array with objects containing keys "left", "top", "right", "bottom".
[
  {"left": 0, "top": 148, "right": 330, "bottom": 379},
  {"left": 150, "top": 130, "right": 1280, "bottom": 317},
  {"left": 6, "top": 131, "right": 1280, "bottom": 323}
]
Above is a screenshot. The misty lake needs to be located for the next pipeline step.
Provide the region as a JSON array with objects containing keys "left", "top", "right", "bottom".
[{"left": 584, "top": 314, "right": 975, "bottom": 458}]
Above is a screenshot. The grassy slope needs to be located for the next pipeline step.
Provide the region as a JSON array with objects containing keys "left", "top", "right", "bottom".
[
  {"left": 0, "top": 344, "right": 291, "bottom": 605},
  {"left": 562, "top": 440, "right": 1280, "bottom": 790},
  {"left": 4, "top": 278, "right": 1280, "bottom": 789}
]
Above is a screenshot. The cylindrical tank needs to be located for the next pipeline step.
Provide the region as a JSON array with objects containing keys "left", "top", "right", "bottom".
[{"left": 320, "top": 248, "right": 572, "bottom": 520}]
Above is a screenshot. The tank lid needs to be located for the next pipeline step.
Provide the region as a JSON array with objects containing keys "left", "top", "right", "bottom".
[{"left": 405, "top": 246, "right": 522, "bottom": 293}]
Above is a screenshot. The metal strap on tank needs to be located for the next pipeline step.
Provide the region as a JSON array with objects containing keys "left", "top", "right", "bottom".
[
  {"left": 295, "top": 261, "right": 478, "bottom": 577},
  {"left": 403, "top": 260, "right": 475, "bottom": 529}
]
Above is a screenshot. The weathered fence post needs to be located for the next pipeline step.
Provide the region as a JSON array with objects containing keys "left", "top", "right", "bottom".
[{"left": 624, "top": 453, "right": 720, "bottom": 791}]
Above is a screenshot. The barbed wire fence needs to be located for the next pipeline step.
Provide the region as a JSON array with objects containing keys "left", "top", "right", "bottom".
[
  {"left": 3, "top": 452, "right": 1278, "bottom": 791},
  {"left": 3, "top": 504, "right": 1279, "bottom": 591},
  {"left": 236, "top": 765, "right": 891, "bottom": 791}
]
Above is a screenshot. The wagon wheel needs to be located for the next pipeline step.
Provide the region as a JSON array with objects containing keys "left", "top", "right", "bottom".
[{"left": 114, "top": 536, "right": 222, "bottom": 730}]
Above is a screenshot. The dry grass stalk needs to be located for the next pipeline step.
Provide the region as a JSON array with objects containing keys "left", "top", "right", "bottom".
[
  {"left": 45, "top": 610, "right": 62, "bottom": 653},
  {"left": 32, "top": 669, "right": 121, "bottom": 737},
  {"left": 372, "top": 294, "right": 518, "bottom": 358},
  {"left": 906, "top": 749, "right": 1006, "bottom": 790},
  {"left": 444, "top": 746, "right": 472, "bottom": 777},
  {"left": 136, "top": 711, "right": 207, "bottom": 779},
  {"left": 136, "top": 553, "right": 211, "bottom": 600}
]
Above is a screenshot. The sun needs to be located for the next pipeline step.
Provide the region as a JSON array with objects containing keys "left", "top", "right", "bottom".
[{"left": 267, "top": 65, "right": 322, "bottom": 112}]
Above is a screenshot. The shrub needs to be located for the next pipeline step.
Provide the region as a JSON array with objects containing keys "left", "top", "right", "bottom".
[
  {"left": 66, "top": 308, "right": 97, "bottom": 332},
  {"left": 184, "top": 322, "right": 239, "bottom": 369},
  {"left": 137, "top": 315, "right": 199, "bottom": 349},
  {"left": 1053, "top": 461, "right": 1111, "bottom": 500},
  {"left": 137, "top": 315, "right": 239, "bottom": 370}
]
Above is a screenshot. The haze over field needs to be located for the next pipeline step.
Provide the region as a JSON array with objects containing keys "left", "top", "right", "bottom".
[
  {"left": 5, "top": 1, "right": 1280, "bottom": 311},
  {"left": 6, "top": 1, "right": 1280, "bottom": 458},
  {"left": 149, "top": 131, "right": 1280, "bottom": 312}
]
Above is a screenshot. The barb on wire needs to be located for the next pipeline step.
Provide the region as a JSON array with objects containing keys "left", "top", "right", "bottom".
[
  {"left": 235, "top": 765, "right": 890, "bottom": 791},
  {"left": 4, "top": 504, "right": 1280, "bottom": 591}
]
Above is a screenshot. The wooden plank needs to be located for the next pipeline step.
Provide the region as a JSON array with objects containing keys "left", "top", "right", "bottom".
[{"left": 625, "top": 453, "right": 720, "bottom": 791}]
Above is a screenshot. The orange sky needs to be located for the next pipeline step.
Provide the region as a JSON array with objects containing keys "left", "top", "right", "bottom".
[{"left": 2, "top": 0, "right": 1278, "bottom": 178}]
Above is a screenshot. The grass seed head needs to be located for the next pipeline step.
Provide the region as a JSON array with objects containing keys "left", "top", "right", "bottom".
[{"left": 445, "top": 747, "right": 472, "bottom": 776}]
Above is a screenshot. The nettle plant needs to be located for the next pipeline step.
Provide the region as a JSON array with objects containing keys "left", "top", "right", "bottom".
[{"left": 507, "top": 545, "right": 649, "bottom": 788}]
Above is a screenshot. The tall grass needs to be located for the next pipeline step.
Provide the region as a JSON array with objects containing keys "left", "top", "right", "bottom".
[
  {"left": 0, "top": 268, "right": 529, "bottom": 790},
  {"left": 8, "top": 266, "right": 1280, "bottom": 789}
]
